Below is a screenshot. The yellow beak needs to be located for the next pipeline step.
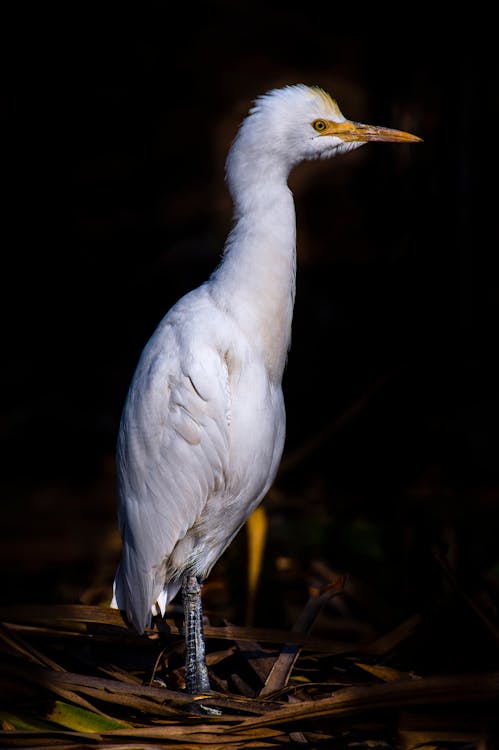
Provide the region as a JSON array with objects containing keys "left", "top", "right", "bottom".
[{"left": 322, "top": 119, "right": 422, "bottom": 143}]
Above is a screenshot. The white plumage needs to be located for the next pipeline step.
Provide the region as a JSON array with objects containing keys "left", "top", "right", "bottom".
[{"left": 111, "top": 84, "right": 420, "bottom": 692}]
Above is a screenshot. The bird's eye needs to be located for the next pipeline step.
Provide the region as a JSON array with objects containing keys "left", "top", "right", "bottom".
[{"left": 312, "top": 119, "right": 327, "bottom": 133}]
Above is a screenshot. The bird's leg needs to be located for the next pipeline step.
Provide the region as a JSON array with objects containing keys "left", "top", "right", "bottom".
[{"left": 182, "top": 574, "right": 211, "bottom": 694}]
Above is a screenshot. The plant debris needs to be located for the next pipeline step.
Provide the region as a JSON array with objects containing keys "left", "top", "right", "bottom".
[{"left": 1, "top": 583, "right": 498, "bottom": 749}]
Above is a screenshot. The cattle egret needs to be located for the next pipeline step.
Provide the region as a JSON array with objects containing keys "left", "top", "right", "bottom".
[{"left": 111, "top": 84, "right": 421, "bottom": 693}]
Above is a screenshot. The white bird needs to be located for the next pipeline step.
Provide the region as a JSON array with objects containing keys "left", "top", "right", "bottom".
[{"left": 111, "top": 84, "right": 421, "bottom": 693}]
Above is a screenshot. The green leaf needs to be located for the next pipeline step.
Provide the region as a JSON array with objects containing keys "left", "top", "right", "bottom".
[
  {"left": 45, "top": 700, "right": 129, "bottom": 732},
  {"left": 0, "top": 710, "right": 58, "bottom": 731}
]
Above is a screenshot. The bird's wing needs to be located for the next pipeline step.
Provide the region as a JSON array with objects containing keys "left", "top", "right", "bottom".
[{"left": 114, "top": 314, "right": 231, "bottom": 630}]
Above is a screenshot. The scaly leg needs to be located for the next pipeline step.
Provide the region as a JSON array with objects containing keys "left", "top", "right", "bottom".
[{"left": 182, "top": 574, "right": 211, "bottom": 694}]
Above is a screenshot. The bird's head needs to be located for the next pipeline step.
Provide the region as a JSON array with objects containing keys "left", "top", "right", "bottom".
[{"left": 227, "top": 84, "right": 421, "bottom": 181}]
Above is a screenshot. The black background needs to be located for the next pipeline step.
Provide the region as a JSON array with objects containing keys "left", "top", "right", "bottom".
[{"left": 2, "top": 5, "right": 499, "bottom": 657}]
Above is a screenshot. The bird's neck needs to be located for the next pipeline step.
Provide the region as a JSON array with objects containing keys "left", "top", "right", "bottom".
[{"left": 209, "top": 169, "right": 296, "bottom": 382}]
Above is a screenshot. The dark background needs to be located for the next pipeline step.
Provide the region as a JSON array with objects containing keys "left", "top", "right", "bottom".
[{"left": 2, "top": 6, "right": 498, "bottom": 664}]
